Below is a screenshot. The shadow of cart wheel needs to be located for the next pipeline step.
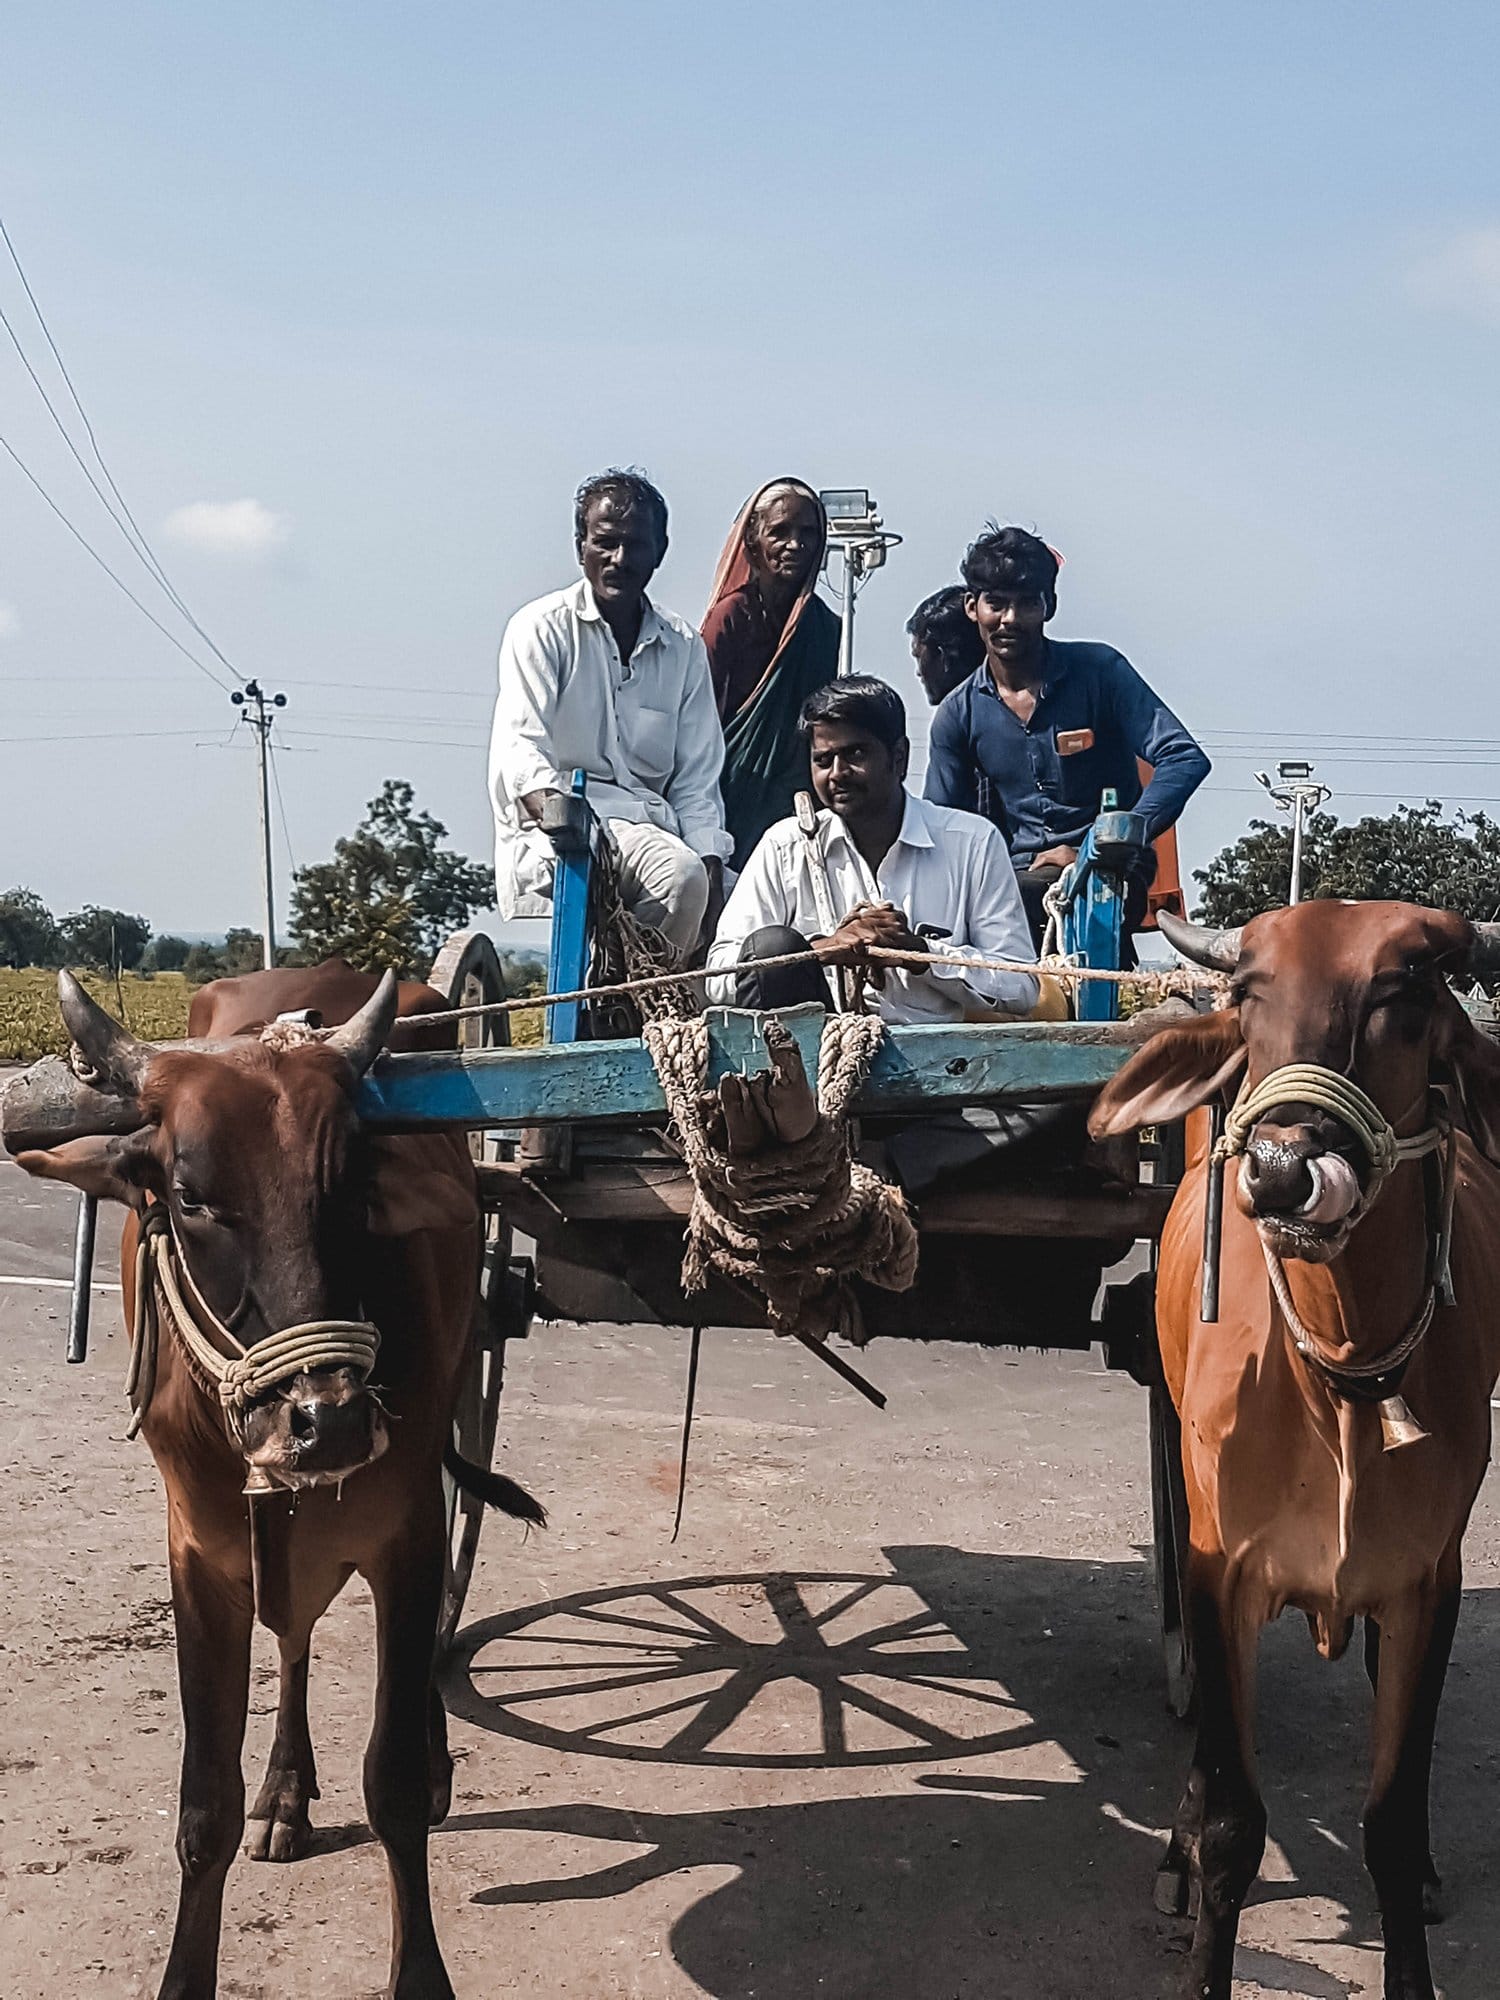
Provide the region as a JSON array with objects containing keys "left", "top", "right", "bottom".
[{"left": 443, "top": 1570, "right": 1043, "bottom": 1768}]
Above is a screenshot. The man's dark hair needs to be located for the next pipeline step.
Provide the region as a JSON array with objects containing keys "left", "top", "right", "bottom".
[
  {"left": 960, "top": 524, "right": 1059, "bottom": 601},
  {"left": 573, "top": 468, "right": 669, "bottom": 547},
  {"left": 906, "top": 586, "right": 985, "bottom": 667},
  {"left": 798, "top": 675, "right": 907, "bottom": 752}
]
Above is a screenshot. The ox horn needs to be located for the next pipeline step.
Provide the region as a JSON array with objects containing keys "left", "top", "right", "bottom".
[
  {"left": 1469, "top": 922, "right": 1500, "bottom": 980},
  {"left": 1157, "top": 910, "right": 1243, "bottom": 973},
  {"left": 325, "top": 968, "right": 400, "bottom": 1078},
  {"left": 57, "top": 969, "right": 150, "bottom": 1095}
]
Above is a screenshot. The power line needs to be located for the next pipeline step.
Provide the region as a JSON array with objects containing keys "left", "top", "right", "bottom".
[
  {"left": 268, "top": 735, "right": 297, "bottom": 873},
  {"left": 0, "top": 211, "right": 242, "bottom": 682},
  {"left": 0, "top": 430, "right": 232, "bottom": 690}
]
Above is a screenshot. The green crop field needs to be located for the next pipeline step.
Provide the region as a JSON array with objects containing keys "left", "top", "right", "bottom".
[
  {"left": 0, "top": 969, "right": 193, "bottom": 1062},
  {"left": 0, "top": 969, "right": 543, "bottom": 1062}
]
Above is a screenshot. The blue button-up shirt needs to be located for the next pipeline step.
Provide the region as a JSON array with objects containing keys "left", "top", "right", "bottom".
[{"left": 923, "top": 640, "right": 1210, "bottom": 870}]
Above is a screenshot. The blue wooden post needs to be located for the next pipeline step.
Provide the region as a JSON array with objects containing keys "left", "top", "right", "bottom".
[
  {"left": 1061, "top": 791, "right": 1148, "bottom": 1023},
  {"left": 545, "top": 770, "right": 595, "bottom": 1044}
]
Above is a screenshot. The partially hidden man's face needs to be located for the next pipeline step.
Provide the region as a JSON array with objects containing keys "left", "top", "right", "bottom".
[
  {"left": 807, "top": 720, "right": 908, "bottom": 821},
  {"left": 965, "top": 585, "right": 1053, "bottom": 664},
  {"left": 911, "top": 635, "right": 970, "bottom": 706},
  {"left": 578, "top": 496, "right": 667, "bottom": 609},
  {"left": 747, "top": 491, "right": 823, "bottom": 590}
]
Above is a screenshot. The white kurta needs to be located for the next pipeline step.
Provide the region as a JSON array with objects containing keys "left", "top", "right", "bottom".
[
  {"left": 708, "top": 792, "right": 1039, "bottom": 1024},
  {"left": 489, "top": 579, "right": 732, "bottom": 919}
]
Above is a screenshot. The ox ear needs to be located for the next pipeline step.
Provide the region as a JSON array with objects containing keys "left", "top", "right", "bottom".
[
  {"left": 364, "top": 1134, "right": 480, "bottom": 1236},
  {"left": 13, "top": 1129, "right": 158, "bottom": 1209},
  {"left": 1088, "top": 1008, "right": 1246, "bottom": 1138},
  {"left": 1435, "top": 990, "right": 1500, "bottom": 1167}
]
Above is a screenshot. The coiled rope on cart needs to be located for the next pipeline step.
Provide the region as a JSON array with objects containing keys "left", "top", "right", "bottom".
[{"left": 643, "top": 1011, "right": 919, "bottom": 1347}]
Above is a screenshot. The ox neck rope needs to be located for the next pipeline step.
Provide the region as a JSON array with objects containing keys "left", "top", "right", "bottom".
[
  {"left": 127, "top": 1204, "right": 381, "bottom": 1493},
  {"left": 1203, "top": 1063, "right": 1455, "bottom": 1453}
]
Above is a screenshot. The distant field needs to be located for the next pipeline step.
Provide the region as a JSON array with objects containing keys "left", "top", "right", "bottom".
[
  {"left": 0, "top": 969, "right": 543, "bottom": 1062},
  {"left": 0, "top": 969, "right": 192, "bottom": 1061}
]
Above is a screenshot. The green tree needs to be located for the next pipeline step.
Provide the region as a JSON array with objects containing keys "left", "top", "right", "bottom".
[
  {"left": 145, "top": 933, "right": 191, "bottom": 973},
  {"left": 0, "top": 887, "right": 61, "bottom": 968},
  {"left": 289, "top": 779, "right": 492, "bottom": 976},
  {"left": 182, "top": 943, "right": 226, "bottom": 984},
  {"left": 59, "top": 906, "right": 152, "bottom": 971},
  {"left": 1194, "top": 802, "right": 1500, "bottom": 927}
]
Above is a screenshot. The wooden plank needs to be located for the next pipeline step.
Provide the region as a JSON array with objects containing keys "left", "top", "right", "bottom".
[{"left": 357, "top": 1001, "right": 1185, "bottom": 1134}]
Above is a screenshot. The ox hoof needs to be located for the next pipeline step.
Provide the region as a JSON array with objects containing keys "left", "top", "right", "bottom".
[
  {"left": 245, "top": 1808, "right": 313, "bottom": 1863},
  {"left": 246, "top": 1772, "right": 315, "bottom": 1863},
  {"left": 429, "top": 1766, "right": 454, "bottom": 1828},
  {"left": 1153, "top": 1838, "right": 1197, "bottom": 1919},
  {"left": 1423, "top": 1867, "right": 1445, "bottom": 1926}
]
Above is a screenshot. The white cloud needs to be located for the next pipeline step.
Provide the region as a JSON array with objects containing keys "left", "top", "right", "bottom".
[
  {"left": 0, "top": 600, "right": 17, "bottom": 638},
  {"left": 163, "top": 497, "right": 291, "bottom": 558},
  {"left": 1408, "top": 226, "right": 1500, "bottom": 328}
]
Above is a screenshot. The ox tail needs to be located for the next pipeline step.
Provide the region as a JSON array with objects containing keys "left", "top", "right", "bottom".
[{"left": 444, "top": 1443, "right": 547, "bottom": 1528}]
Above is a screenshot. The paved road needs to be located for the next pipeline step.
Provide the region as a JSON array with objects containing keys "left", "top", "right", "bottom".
[{"left": 2, "top": 1157, "right": 1498, "bottom": 1998}]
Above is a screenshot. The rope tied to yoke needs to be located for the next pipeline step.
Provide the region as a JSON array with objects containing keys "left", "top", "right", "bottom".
[
  {"left": 127, "top": 1205, "right": 381, "bottom": 1449},
  {"left": 643, "top": 1012, "right": 919, "bottom": 1347}
]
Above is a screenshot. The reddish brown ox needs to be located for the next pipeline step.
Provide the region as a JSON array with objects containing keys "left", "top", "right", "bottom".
[
  {"left": 1090, "top": 901, "right": 1500, "bottom": 2000},
  {"left": 9, "top": 960, "right": 542, "bottom": 2000}
]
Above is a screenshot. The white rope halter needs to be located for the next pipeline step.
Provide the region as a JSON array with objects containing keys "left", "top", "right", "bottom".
[
  {"left": 127, "top": 1205, "right": 381, "bottom": 1449},
  {"left": 1212, "top": 1061, "right": 1455, "bottom": 1439}
]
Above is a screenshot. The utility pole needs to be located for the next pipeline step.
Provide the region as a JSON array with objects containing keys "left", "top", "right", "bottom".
[
  {"left": 231, "top": 679, "right": 287, "bottom": 968},
  {"left": 1255, "top": 759, "right": 1332, "bottom": 905}
]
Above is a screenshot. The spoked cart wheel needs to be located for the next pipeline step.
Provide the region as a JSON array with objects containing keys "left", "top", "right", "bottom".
[
  {"left": 429, "top": 930, "right": 528, "bottom": 1654},
  {"left": 1150, "top": 1376, "right": 1195, "bottom": 1720}
]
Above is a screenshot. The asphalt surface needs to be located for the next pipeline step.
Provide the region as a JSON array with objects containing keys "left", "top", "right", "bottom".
[{"left": 2, "top": 1155, "right": 1499, "bottom": 1999}]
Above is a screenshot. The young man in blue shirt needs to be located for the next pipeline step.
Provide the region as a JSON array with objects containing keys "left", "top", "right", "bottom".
[{"left": 923, "top": 525, "right": 1209, "bottom": 949}]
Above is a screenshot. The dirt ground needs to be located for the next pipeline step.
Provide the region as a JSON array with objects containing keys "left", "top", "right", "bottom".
[{"left": 4, "top": 1154, "right": 1500, "bottom": 2000}]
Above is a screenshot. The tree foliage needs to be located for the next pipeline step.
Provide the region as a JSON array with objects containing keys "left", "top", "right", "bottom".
[
  {"left": 289, "top": 780, "right": 492, "bottom": 977},
  {"left": 58, "top": 905, "right": 152, "bottom": 971},
  {"left": 144, "top": 933, "right": 191, "bottom": 973},
  {"left": 1195, "top": 801, "right": 1500, "bottom": 927},
  {"left": 0, "top": 888, "right": 62, "bottom": 969}
]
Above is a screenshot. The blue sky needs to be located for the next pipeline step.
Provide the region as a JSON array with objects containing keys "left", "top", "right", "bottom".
[{"left": 2, "top": 3, "right": 1498, "bottom": 936}]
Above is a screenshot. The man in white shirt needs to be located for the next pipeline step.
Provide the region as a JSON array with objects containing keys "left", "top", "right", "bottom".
[
  {"left": 709, "top": 676, "right": 1039, "bottom": 1025},
  {"left": 489, "top": 469, "right": 733, "bottom": 957}
]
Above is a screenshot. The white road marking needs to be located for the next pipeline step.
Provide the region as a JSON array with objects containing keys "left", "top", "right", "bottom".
[{"left": 0, "top": 1272, "right": 121, "bottom": 1293}]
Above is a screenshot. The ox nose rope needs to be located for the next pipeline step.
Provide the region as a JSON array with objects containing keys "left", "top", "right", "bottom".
[
  {"left": 1204, "top": 1062, "right": 1454, "bottom": 1452},
  {"left": 127, "top": 1206, "right": 381, "bottom": 1482}
]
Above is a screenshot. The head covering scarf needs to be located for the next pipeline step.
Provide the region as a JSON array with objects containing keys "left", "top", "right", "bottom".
[
  {"left": 704, "top": 478, "right": 830, "bottom": 708},
  {"left": 702, "top": 480, "right": 842, "bottom": 866}
]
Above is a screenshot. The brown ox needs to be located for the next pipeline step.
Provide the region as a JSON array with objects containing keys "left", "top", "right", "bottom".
[
  {"left": 9, "top": 960, "right": 542, "bottom": 2000},
  {"left": 1090, "top": 901, "right": 1500, "bottom": 2000}
]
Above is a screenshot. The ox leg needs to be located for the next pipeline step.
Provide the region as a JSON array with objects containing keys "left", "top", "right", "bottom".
[
  {"left": 364, "top": 1503, "right": 454, "bottom": 2000},
  {"left": 246, "top": 1639, "right": 318, "bottom": 1863},
  {"left": 158, "top": 1543, "right": 253, "bottom": 2000},
  {"left": 1362, "top": 1574, "right": 1461, "bottom": 2000},
  {"left": 1180, "top": 1582, "right": 1265, "bottom": 2000},
  {"left": 1364, "top": 1613, "right": 1444, "bottom": 1925},
  {"left": 428, "top": 1681, "right": 454, "bottom": 1827}
]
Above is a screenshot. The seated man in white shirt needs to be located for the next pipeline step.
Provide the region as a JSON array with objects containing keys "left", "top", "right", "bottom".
[
  {"left": 708, "top": 675, "right": 1040, "bottom": 1024},
  {"left": 489, "top": 469, "right": 734, "bottom": 959}
]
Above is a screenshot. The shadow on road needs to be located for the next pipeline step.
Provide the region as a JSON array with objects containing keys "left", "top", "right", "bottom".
[{"left": 420, "top": 1544, "right": 1500, "bottom": 1994}]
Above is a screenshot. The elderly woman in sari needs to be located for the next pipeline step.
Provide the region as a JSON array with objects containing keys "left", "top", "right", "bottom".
[{"left": 702, "top": 478, "right": 841, "bottom": 866}]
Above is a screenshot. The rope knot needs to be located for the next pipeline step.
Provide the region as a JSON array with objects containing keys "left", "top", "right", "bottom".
[{"left": 644, "top": 1013, "right": 918, "bottom": 1347}]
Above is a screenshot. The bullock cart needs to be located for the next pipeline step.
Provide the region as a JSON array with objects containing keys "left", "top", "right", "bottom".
[
  {"left": 17, "top": 785, "right": 1200, "bottom": 1704},
  {"left": 416, "top": 781, "right": 1202, "bottom": 1708}
]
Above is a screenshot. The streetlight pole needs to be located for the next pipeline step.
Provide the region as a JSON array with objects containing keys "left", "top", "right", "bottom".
[
  {"left": 231, "top": 679, "right": 287, "bottom": 968},
  {"left": 818, "top": 490, "right": 901, "bottom": 679},
  {"left": 1255, "top": 759, "right": 1331, "bottom": 906}
]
